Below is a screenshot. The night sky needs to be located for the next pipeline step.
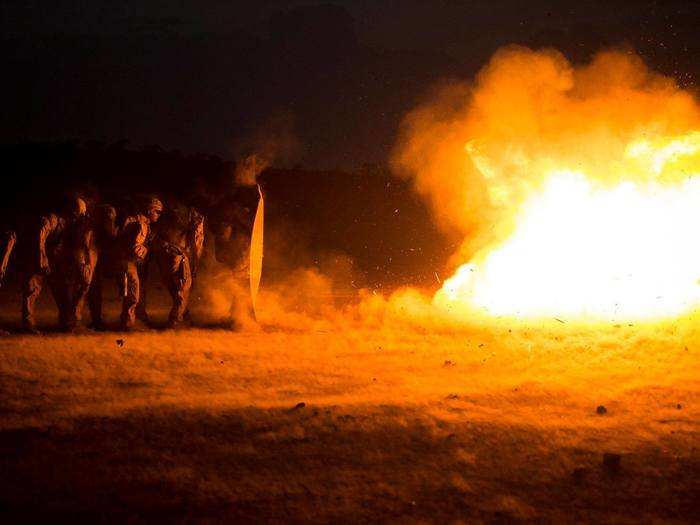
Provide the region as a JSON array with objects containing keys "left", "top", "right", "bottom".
[{"left": 3, "top": 1, "right": 700, "bottom": 170}]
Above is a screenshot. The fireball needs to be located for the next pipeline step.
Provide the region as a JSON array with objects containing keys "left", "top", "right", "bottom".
[
  {"left": 393, "top": 46, "right": 700, "bottom": 321},
  {"left": 436, "top": 161, "right": 700, "bottom": 320}
]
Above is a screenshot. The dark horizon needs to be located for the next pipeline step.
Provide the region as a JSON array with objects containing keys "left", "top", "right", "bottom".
[
  {"left": 1, "top": 4, "right": 700, "bottom": 524},
  {"left": 4, "top": 1, "right": 700, "bottom": 171}
]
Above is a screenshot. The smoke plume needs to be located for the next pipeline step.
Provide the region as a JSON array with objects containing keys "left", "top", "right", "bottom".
[
  {"left": 234, "top": 111, "right": 301, "bottom": 185},
  {"left": 391, "top": 46, "right": 700, "bottom": 262}
]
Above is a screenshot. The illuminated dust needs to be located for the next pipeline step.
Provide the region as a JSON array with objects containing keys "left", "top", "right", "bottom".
[{"left": 2, "top": 46, "right": 700, "bottom": 522}]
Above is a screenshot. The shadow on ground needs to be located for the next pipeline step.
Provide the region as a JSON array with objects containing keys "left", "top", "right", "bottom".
[{"left": 0, "top": 405, "right": 698, "bottom": 523}]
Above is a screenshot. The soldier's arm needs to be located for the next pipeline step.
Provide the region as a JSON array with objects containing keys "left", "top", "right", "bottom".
[
  {"left": 187, "top": 211, "right": 205, "bottom": 276},
  {"left": 212, "top": 223, "right": 233, "bottom": 264},
  {"left": 134, "top": 219, "right": 150, "bottom": 260},
  {"left": 37, "top": 215, "right": 57, "bottom": 272},
  {"left": 102, "top": 205, "right": 118, "bottom": 239},
  {"left": 121, "top": 219, "right": 148, "bottom": 260},
  {"left": 0, "top": 230, "right": 17, "bottom": 285}
]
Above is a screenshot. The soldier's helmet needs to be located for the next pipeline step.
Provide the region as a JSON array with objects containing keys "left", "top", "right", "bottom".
[
  {"left": 62, "top": 196, "right": 87, "bottom": 219},
  {"left": 140, "top": 195, "right": 164, "bottom": 223},
  {"left": 136, "top": 195, "right": 164, "bottom": 214},
  {"left": 147, "top": 197, "right": 164, "bottom": 213}
]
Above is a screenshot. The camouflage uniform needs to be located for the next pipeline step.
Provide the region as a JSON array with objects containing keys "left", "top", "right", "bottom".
[
  {"left": 115, "top": 198, "right": 163, "bottom": 330},
  {"left": 0, "top": 229, "right": 16, "bottom": 287},
  {"left": 0, "top": 230, "right": 16, "bottom": 335},
  {"left": 154, "top": 207, "right": 205, "bottom": 327},
  {"left": 212, "top": 188, "right": 259, "bottom": 326},
  {"left": 56, "top": 213, "right": 95, "bottom": 330},
  {"left": 134, "top": 232, "right": 154, "bottom": 324},
  {"left": 54, "top": 203, "right": 120, "bottom": 331},
  {"left": 85, "top": 204, "right": 119, "bottom": 329},
  {"left": 21, "top": 213, "right": 71, "bottom": 331}
]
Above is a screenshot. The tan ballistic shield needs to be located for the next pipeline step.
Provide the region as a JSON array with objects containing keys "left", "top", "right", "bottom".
[{"left": 249, "top": 185, "right": 265, "bottom": 319}]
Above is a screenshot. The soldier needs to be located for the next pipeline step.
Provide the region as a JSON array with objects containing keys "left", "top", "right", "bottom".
[
  {"left": 55, "top": 210, "right": 93, "bottom": 331},
  {"left": 58, "top": 202, "right": 119, "bottom": 332},
  {"left": 0, "top": 229, "right": 16, "bottom": 288},
  {"left": 116, "top": 196, "right": 163, "bottom": 331},
  {"left": 0, "top": 229, "right": 17, "bottom": 335},
  {"left": 211, "top": 187, "right": 261, "bottom": 329},
  {"left": 20, "top": 196, "right": 86, "bottom": 333},
  {"left": 84, "top": 204, "right": 119, "bottom": 330},
  {"left": 153, "top": 205, "right": 205, "bottom": 328}
]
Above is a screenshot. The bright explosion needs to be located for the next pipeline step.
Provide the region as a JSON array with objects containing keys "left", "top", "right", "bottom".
[
  {"left": 437, "top": 158, "right": 700, "bottom": 320},
  {"left": 393, "top": 46, "right": 700, "bottom": 321}
]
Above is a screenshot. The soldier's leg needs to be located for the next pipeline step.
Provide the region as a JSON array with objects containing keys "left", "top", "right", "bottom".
[
  {"left": 48, "top": 272, "right": 72, "bottom": 330},
  {"left": 229, "top": 270, "right": 255, "bottom": 330},
  {"left": 135, "top": 258, "right": 150, "bottom": 323},
  {"left": 88, "top": 261, "right": 104, "bottom": 329},
  {"left": 0, "top": 230, "right": 16, "bottom": 285},
  {"left": 21, "top": 273, "right": 44, "bottom": 331},
  {"left": 0, "top": 235, "right": 11, "bottom": 331},
  {"left": 183, "top": 273, "right": 196, "bottom": 322},
  {"left": 119, "top": 262, "right": 140, "bottom": 330},
  {"left": 166, "top": 258, "right": 192, "bottom": 327},
  {"left": 70, "top": 261, "right": 95, "bottom": 329}
]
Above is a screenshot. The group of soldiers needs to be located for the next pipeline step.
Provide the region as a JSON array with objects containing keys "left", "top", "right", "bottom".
[{"left": 0, "top": 190, "right": 255, "bottom": 334}]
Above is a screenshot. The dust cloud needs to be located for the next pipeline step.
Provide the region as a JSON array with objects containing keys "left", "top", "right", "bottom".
[
  {"left": 234, "top": 111, "right": 300, "bottom": 186},
  {"left": 190, "top": 45, "right": 700, "bottom": 409},
  {"left": 184, "top": 46, "right": 700, "bottom": 344},
  {"left": 391, "top": 46, "right": 700, "bottom": 263},
  {"left": 1, "top": 46, "right": 699, "bottom": 523}
]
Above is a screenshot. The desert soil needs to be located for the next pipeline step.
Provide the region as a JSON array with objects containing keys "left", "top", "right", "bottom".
[{"left": 0, "top": 298, "right": 699, "bottom": 523}]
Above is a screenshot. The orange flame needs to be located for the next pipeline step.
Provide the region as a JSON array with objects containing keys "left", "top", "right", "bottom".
[{"left": 392, "top": 46, "right": 700, "bottom": 320}]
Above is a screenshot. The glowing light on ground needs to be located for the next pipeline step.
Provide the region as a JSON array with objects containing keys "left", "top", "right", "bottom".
[
  {"left": 391, "top": 47, "right": 700, "bottom": 321},
  {"left": 436, "top": 150, "right": 700, "bottom": 320}
]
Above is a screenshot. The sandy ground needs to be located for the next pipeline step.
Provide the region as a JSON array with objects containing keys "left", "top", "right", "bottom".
[{"left": 0, "top": 292, "right": 699, "bottom": 523}]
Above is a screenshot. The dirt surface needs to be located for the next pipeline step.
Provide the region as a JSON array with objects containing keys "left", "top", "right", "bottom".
[{"left": 1, "top": 301, "right": 699, "bottom": 524}]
